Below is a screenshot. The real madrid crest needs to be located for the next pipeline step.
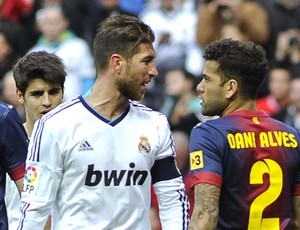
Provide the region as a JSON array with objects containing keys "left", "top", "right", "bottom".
[{"left": 138, "top": 135, "right": 151, "bottom": 154}]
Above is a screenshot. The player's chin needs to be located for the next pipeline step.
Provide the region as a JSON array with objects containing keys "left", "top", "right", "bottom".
[
  {"left": 136, "top": 94, "right": 145, "bottom": 102},
  {"left": 200, "top": 107, "right": 209, "bottom": 116},
  {"left": 130, "top": 92, "right": 145, "bottom": 102}
]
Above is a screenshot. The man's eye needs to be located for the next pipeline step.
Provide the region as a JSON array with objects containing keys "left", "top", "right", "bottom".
[
  {"left": 30, "top": 92, "right": 43, "bottom": 97},
  {"left": 49, "top": 89, "right": 60, "bottom": 95}
]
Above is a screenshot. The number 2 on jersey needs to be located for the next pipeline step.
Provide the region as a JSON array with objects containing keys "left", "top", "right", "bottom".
[{"left": 248, "top": 159, "right": 283, "bottom": 230}]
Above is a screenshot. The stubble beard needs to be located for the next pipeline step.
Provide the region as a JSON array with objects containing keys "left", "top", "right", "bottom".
[{"left": 117, "top": 75, "right": 143, "bottom": 101}]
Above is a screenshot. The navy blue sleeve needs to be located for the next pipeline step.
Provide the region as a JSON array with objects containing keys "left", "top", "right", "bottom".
[{"left": 0, "top": 105, "right": 28, "bottom": 180}]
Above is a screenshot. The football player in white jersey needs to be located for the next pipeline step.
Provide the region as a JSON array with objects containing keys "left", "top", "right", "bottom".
[
  {"left": 17, "top": 14, "right": 190, "bottom": 229},
  {"left": 5, "top": 51, "right": 66, "bottom": 230}
]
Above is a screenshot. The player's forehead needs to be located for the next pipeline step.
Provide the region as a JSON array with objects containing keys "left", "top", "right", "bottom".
[
  {"left": 133, "top": 43, "right": 156, "bottom": 59},
  {"left": 26, "top": 78, "right": 61, "bottom": 91},
  {"left": 202, "top": 60, "right": 221, "bottom": 81}
]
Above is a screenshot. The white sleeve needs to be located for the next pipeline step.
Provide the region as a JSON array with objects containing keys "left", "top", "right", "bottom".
[
  {"left": 18, "top": 119, "right": 63, "bottom": 229},
  {"left": 151, "top": 115, "right": 190, "bottom": 229},
  {"left": 153, "top": 178, "right": 190, "bottom": 230}
]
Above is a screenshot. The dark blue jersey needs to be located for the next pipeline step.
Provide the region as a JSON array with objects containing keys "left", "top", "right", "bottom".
[
  {"left": 0, "top": 103, "right": 27, "bottom": 230},
  {"left": 189, "top": 110, "right": 300, "bottom": 230}
]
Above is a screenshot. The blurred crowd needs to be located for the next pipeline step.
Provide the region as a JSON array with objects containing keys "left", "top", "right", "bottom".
[{"left": 1, "top": 0, "right": 300, "bottom": 229}]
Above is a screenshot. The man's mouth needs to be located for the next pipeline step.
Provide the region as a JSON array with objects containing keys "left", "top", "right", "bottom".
[{"left": 41, "top": 110, "right": 50, "bottom": 115}]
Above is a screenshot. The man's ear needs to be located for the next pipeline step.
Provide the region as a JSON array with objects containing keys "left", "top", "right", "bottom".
[
  {"left": 111, "top": 54, "right": 123, "bottom": 74},
  {"left": 225, "top": 79, "right": 238, "bottom": 99},
  {"left": 17, "top": 89, "right": 25, "bottom": 104}
]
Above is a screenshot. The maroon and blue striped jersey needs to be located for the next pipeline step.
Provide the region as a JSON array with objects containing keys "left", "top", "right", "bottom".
[{"left": 190, "top": 110, "right": 300, "bottom": 229}]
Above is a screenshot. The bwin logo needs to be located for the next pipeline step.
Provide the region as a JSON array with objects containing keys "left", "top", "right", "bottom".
[
  {"left": 79, "top": 140, "right": 94, "bottom": 151},
  {"left": 85, "top": 163, "right": 148, "bottom": 186}
]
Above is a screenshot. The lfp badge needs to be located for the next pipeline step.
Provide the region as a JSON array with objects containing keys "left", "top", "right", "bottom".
[{"left": 24, "top": 166, "right": 38, "bottom": 183}]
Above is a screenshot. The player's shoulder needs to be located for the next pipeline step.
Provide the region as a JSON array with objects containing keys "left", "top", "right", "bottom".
[
  {"left": 270, "top": 116, "right": 300, "bottom": 135},
  {"left": 41, "top": 97, "right": 81, "bottom": 123},
  {"left": 0, "top": 101, "right": 11, "bottom": 113},
  {"left": 190, "top": 117, "right": 229, "bottom": 141},
  {"left": 192, "top": 116, "right": 220, "bottom": 129},
  {"left": 130, "top": 100, "right": 167, "bottom": 120},
  {"left": 0, "top": 102, "right": 17, "bottom": 120}
]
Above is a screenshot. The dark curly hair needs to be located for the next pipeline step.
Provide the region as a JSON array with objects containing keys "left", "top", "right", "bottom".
[{"left": 203, "top": 38, "right": 268, "bottom": 99}]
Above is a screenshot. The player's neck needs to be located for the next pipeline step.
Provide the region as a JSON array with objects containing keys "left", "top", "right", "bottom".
[
  {"left": 86, "top": 75, "right": 131, "bottom": 119},
  {"left": 23, "top": 122, "right": 33, "bottom": 139},
  {"left": 86, "top": 87, "right": 129, "bottom": 120},
  {"left": 222, "top": 99, "right": 256, "bottom": 116},
  {"left": 89, "top": 98, "right": 129, "bottom": 120}
]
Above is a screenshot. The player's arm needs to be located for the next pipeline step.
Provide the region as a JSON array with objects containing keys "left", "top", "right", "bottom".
[
  {"left": 4, "top": 107, "right": 27, "bottom": 194},
  {"left": 18, "top": 120, "right": 61, "bottom": 229},
  {"left": 293, "top": 196, "right": 300, "bottom": 230},
  {"left": 189, "top": 183, "right": 220, "bottom": 230},
  {"left": 152, "top": 115, "right": 190, "bottom": 229},
  {"left": 15, "top": 178, "right": 24, "bottom": 194},
  {"left": 43, "top": 216, "right": 51, "bottom": 230},
  {"left": 151, "top": 157, "right": 190, "bottom": 230},
  {"left": 151, "top": 114, "right": 190, "bottom": 230}
]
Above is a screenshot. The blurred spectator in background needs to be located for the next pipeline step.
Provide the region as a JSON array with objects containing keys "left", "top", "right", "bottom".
[
  {"left": 196, "top": 0, "right": 269, "bottom": 45},
  {"left": 62, "top": 0, "right": 97, "bottom": 50},
  {"left": 38, "top": 0, "right": 62, "bottom": 7},
  {"left": 273, "top": 77, "right": 300, "bottom": 130},
  {"left": 0, "top": 0, "right": 37, "bottom": 52},
  {"left": 255, "top": 0, "right": 300, "bottom": 98},
  {"left": 0, "top": 27, "right": 22, "bottom": 82},
  {"left": 29, "top": 6, "right": 96, "bottom": 101},
  {"left": 1, "top": 0, "right": 33, "bottom": 22},
  {"left": 119, "top": 0, "right": 146, "bottom": 16},
  {"left": 140, "top": 0, "right": 204, "bottom": 76},
  {"left": 139, "top": 0, "right": 204, "bottom": 110},
  {"left": 256, "top": 65, "right": 292, "bottom": 116},
  {"left": 258, "top": 0, "right": 300, "bottom": 67},
  {"left": 37, "top": 0, "right": 139, "bottom": 50},
  {"left": 0, "top": 70, "right": 25, "bottom": 121},
  {"left": 91, "top": 0, "right": 135, "bottom": 44},
  {"left": 275, "top": 29, "right": 300, "bottom": 71},
  {"left": 159, "top": 67, "right": 201, "bottom": 134}
]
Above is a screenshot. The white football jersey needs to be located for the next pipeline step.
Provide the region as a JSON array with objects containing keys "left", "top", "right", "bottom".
[{"left": 18, "top": 97, "right": 189, "bottom": 229}]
